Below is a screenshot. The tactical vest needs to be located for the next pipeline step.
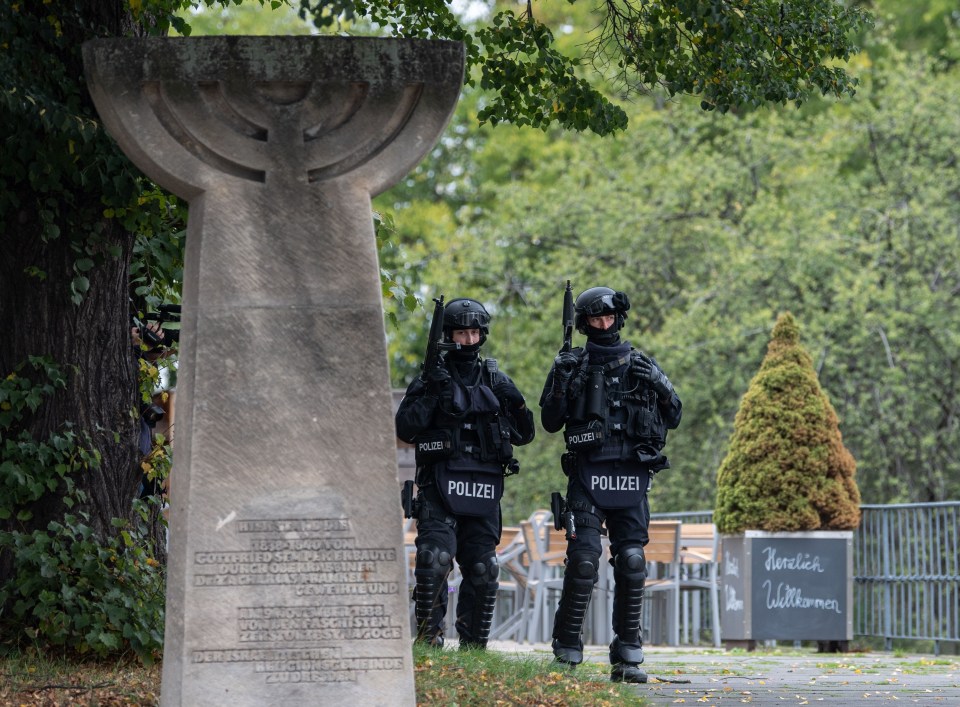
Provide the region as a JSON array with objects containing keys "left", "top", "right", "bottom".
[
  {"left": 563, "top": 348, "right": 669, "bottom": 508},
  {"left": 415, "top": 359, "right": 514, "bottom": 517}
]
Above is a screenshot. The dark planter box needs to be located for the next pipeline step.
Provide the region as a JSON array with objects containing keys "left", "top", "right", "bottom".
[{"left": 720, "top": 531, "right": 853, "bottom": 644}]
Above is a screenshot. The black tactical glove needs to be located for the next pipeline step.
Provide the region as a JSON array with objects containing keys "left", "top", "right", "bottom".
[
  {"left": 554, "top": 351, "right": 579, "bottom": 379},
  {"left": 425, "top": 366, "right": 452, "bottom": 396},
  {"left": 631, "top": 352, "right": 675, "bottom": 398},
  {"left": 552, "top": 351, "right": 579, "bottom": 396},
  {"left": 493, "top": 380, "right": 525, "bottom": 410}
]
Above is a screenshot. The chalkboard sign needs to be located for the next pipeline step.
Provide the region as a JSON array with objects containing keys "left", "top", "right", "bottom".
[{"left": 720, "top": 531, "right": 853, "bottom": 641}]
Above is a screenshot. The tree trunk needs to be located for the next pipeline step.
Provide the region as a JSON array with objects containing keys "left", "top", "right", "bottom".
[{"left": 0, "top": 1, "right": 164, "bottom": 589}]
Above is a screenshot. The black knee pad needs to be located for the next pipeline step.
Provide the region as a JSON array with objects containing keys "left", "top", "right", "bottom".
[
  {"left": 568, "top": 550, "right": 600, "bottom": 579},
  {"left": 417, "top": 544, "right": 452, "bottom": 574},
  {"left": 467, "top": 554, "right": 499, "bottom": 587},
  {"left": 614, "top": 545, "right": 646, "bottom": 581}
]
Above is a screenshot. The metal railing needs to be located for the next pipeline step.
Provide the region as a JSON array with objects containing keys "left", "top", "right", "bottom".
[
  {"left": 855, "top": 502, "right": 960, "bottom": 653},
  {"left": 652, "top": 502, "right": 960, "bottom": 651}
]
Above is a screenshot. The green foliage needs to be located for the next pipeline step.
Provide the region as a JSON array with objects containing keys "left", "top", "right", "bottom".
[
  {"left": 0, "top": 504, "right": 166, "bottom": 663},
  {"left": 0, "top": 2, "right": 186, "bottom": 304},
  {"left": 0, "top": 361, "right": 165, "bottom": 661},
  {"left": 475, "top": 10, "right": 628, "bottom": 134},
  {"left": 382, "top": 23, "right": 960, "bottom": 522},
  {"left": 0, "top": 359, "right": 97, "bottom": 516},
  {"left": 286, "top": 0, "right": 869, "bottom": 135},
  {"left": 375, "top": 210, "right": 423, "bottom": 331},
  {"left": 713, "top": 313, "right": 861, "bottom": 533},
  {"left": 597, "top": 0, "right": 870, "bottom": 113}
]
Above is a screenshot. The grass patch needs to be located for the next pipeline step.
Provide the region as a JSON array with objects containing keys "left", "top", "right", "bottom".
[
  {"left": 0, "top": 645, "right": 645, "bottom": 706},
  {"left": 415, "top": 643, "right": 645, "bottom": 706},
  {"left": 0, "top": 649, "right": 162, "bottom": 705}
]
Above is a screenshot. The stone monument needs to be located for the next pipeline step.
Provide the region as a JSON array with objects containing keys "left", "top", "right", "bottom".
[{"left": 82, "top": 36, "right": 464, "bottom": 705}]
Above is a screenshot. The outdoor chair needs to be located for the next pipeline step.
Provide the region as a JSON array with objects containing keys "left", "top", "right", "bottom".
[
  {"left": 641, "top": 519, "right": 682, "bottom": 646},
  {"left": 489, "top": 526, "right": 528, "bottom": 641},
  {"left": 518, "top": 510, "right": 567, "bottom": 643},
  {"left": 678, "top": 522, "right": 722, "bottom": 647}
]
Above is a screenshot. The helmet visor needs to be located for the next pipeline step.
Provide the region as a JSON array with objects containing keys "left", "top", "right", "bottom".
[
  {"left": 446, "top": 310, "right": 489, "bottom": 330},
  {"left": 580, "top": 293, "right": 616, "bottom": 316}
]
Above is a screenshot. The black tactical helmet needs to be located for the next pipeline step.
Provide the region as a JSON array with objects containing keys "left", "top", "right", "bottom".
[
  {"left": 574, "top": 286, "right": 630, "bottom": 334},
  {"left": 443, "top": 298, "right": 490, "bottom": 347}
]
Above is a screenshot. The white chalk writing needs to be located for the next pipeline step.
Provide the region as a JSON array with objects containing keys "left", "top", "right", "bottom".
[
  {"left": 762, "top": 546, "right": 825, "bottom": 573},
  {"left": 762, "top": 580, "right": 842, "bottom": 614},
  {"left": 724, "top": 584, "right": 744, "bottom": 612}
]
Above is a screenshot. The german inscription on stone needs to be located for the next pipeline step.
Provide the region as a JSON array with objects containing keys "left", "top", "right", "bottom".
[{"left": 190, "top": 516, "right": 404, "bottom": 685}]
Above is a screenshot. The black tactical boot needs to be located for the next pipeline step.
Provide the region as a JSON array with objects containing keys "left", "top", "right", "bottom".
[{"left": 611, "top": 662, "right": 648, "bottom": 683}]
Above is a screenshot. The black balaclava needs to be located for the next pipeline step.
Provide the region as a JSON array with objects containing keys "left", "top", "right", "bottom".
[{"left": 584, "top": 321, "right": 621, "bottom": 347}]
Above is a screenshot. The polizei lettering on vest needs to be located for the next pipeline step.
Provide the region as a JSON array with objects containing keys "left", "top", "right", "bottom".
[
  {"left": 568, "top": 431, "right": 598, "bottom": 445},
  {"left": 590, "top": 475, "right": 641, "bottom": 492},
  {"left": 448, "top": 480, "right": 496, "bottom": 499},
  {"left": 418, "top": 440, "right": 446, "bottom": 453}
]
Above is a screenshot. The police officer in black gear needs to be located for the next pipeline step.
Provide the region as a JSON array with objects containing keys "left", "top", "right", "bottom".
[
  {"left": 540, "top": 286, "right": 681, "bottom": 683},
  {"left": 397, "top": 297, "right": 535, "bottom": 649}
]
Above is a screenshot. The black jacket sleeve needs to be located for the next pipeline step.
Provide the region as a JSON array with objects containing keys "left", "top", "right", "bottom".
[
  {"left": 495, "top": 372, "right": 535, "bottom": 446},
  {"left": 538, "top": 363, "right": 570, "bottom": 434},
  {"left": 650, "top": 356, "right": 682, "bottom": 430},
  {"left": 659, "top": 388, "right": 682, "bottom": 430},
  {"left": 394, "top": 376, "right": 438, "bottom": 444}
]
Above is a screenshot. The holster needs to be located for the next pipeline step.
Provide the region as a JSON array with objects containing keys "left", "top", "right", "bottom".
[{"left": 401, "top": 479, "right": 420, "bottom": 519}]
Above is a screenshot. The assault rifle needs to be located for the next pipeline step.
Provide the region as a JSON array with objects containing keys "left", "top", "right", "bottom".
[
  {"left": 420, "top": 294, "right": 459, "bottom": 380},
  {"left": 132, "top": 303, "right": 181, "bottom": 349},
  {"left": 560, "top": 280, "right": 574, "bottom": 354}
]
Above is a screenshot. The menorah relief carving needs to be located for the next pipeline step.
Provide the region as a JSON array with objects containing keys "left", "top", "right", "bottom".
[{"left": 86, "top": 36, "right": 462, "bottom": 194}]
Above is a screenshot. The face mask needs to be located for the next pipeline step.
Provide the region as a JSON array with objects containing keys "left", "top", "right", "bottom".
[{"left": 585, "top": 324, "right": 621, "bottom": 345}]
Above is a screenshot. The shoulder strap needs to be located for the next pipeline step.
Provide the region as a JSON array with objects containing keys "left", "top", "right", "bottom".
[{"left": 482, "top": 357, "right": 501, "bottom": 385}]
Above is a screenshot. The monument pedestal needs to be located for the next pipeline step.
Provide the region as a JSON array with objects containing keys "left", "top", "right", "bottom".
[{"left": 83, "top": 37, "right": 464, "bottom": 706}]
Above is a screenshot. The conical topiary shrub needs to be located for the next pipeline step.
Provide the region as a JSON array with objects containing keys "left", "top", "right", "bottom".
[{"left": 714, "top": 312, "right": 861, "bottom": 534}]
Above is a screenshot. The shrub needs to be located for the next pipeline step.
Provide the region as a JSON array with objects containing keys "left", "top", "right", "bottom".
[
  {"left": 714, "top": 312, "right": 861, "bottom": 534},
  {"left": 0, "top": 358, "right": 165, "bottom": 662}
]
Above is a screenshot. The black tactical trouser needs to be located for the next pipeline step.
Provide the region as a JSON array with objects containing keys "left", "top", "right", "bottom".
[
  {"left": 552, "top": 475, "right": 650, "bottom": 665},
  {"left": 414, "top": 484, "right": 501, "bottom": 647}
]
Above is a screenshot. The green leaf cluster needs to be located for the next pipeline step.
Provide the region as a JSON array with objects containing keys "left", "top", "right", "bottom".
[
  {"left": 0, "top": 360, "right": 164, "bottom": 661},
  {"left": 0, "top": 2, "right": 187, "bottom": 306},
  {"left": 0, "top": 359, "right": 94, "bottom": 515},
  {"left": 0, "top": 505, "right": 166, "bottom": 663},
  {"left": 286, "top": 0, "right": 867, "bottom": 135},
  {"left": 598, "top": 0, "right": 870, "bottom": 112},
  {"left": 476, "top": 10, "right": 628, "bottom": 134},
  {"left": 713, "top": 313, "right": 861, "bottom": 533}
]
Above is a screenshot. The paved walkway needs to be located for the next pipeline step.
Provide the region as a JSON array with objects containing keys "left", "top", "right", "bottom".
[{"left": 486, "top": 640, "right": 960, "bottom": 705}]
